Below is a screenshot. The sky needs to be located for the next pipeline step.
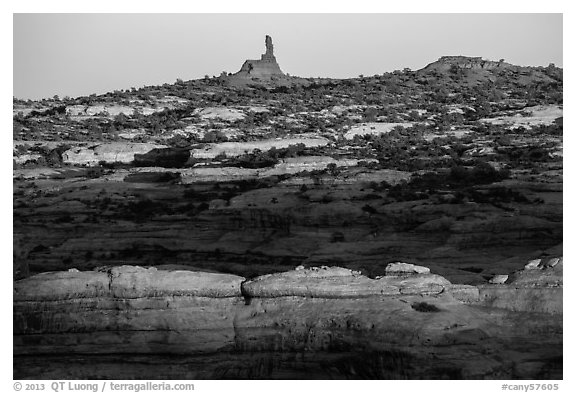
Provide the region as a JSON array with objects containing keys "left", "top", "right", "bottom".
[{"left": 13, "top": 13, "right": 563, "bottom": 100}]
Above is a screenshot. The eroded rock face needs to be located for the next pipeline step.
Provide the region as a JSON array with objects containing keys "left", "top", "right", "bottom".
[
  {"left": 14, "top": 263, "right": 562, "bottom": 379},
  {"left": 14, "top": 266, "right": 245, "bottom": 362},
  {"left": 478, "top": 257, "right": 563, "bottom": 314}
]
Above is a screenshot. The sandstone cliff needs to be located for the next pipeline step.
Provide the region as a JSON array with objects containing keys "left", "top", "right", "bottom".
[{"left": 14, "top": 261, "right": 562, "bottom": 379}]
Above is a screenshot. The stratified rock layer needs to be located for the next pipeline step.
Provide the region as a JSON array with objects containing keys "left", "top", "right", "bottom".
[
  {"left": 479, "top": 257, "right": 563, "bottom": 313},
  {"left": 14, "top": 262, "right": 562, "bottom": 379}
]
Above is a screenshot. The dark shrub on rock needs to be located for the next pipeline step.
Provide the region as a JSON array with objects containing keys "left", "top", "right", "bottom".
[
  {"left": 124, "top": 172, "right": 181, "bottom": 183},
  {"left": 134, "top": 148, "right": 190, "bottom": 168},
  {"left": 411, "top": 302, "right": 441, "bottom": 312}
]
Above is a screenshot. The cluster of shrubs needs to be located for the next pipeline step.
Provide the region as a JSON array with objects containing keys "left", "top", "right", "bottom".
[
  {"left": 387, "top": 162, "right": 511, "bottom": 202},
  {"left": 226, "top": 144, "right": 308, "bottom": 169}
]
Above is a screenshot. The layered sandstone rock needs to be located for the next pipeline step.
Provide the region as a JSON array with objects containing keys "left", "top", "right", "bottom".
[
  {"left": 14, "top": 262, "right": 562, "bottom": 379},
  {"left": 14, "top": 266, "right": 245, "bottom": 358},
  {"left": 242, "top": 265, "right": 448, "bottom": 298}
]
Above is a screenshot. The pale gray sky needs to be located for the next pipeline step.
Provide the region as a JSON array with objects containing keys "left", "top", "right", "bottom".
[{"left": 13, "top": 13, "right": 562, "bottom": 100}]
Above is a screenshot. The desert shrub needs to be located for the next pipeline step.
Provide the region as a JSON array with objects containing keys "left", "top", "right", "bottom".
[
  {"left": 228, "top": 149, "right": 279, "bottom": 169},
  {"left": 326, "top": 162, "right": 341, "bottom": 176},
  {"left": 202, "top": 130, "right": 228, "bottom": 143},
  {"left": 28, "top": 105, "right": 67, "bottom": 118},
  {"left": 362, "top": 204, "right": 378, "bottom": 214},
  {"left": 387, "top": 162, "right": 510, "bottom": 202},
  {"left": 411, "top": 302, "right": 441, "bottom": 312},
  {"left": 281, "top": 143, "right": 307, "bottom": 158},
  {"left": 446, "top": 162, "right": 509, "bottom": 185},
  {"left": 214, "top": 152, "right": 227, "bottom": 161},
  {"left": 464, "top": 187, "right": 530, "bottom": 204},
  {"left": 124, "top": 172, "right": 181, "bottom": 183},
  {"left": 85, "top": 167, "right": 105, "bottom": 179}
]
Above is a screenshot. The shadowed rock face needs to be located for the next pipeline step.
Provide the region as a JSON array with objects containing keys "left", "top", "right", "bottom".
[
  {"left": 234, "top": 35, "right": 284, "bottom": 79},
  {"left": 14, "top": 262, "right": 562, "bottom": 379},
  {"left": 133, "top": 148, "right": 190, "bottom": 168}
]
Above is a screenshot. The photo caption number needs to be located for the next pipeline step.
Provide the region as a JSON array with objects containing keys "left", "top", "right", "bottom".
[
  {"left": 25, "top": 385, "right": 45, "bottom": 391},
  {"left": 502, "top": 384, "right": 560, "bottom": 391},
  {"left": 536, "top": 384, "right": 560, "bottom": 390}
]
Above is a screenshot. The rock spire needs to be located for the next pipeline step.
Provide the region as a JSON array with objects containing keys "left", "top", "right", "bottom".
[{"left": 233, "top": 35, "right": 284, "bottom": 79}]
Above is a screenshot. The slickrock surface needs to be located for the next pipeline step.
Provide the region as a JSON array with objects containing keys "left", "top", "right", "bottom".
[
  {"left": 481, "top": 105, "right": 563, "bottom": 130},
  {"left": 62, "top": 142, "right": 167, "bottom": 166},
  {"left": 13, "top": 265, "right": 244, "bottom": 301},
  {"left": 384, "top": 262, "right": 431, "bottom": 276},
  {"left": 14, "top": 262, "right": 562, "bottom": 379},
  {"left": 108, "top": 265, "right": 243, "bottom": 298},
  {"left": 13, "top": 270, "right": 110, "bottom": 301},
  {"left": 242, "top": 265, "right": 449, "bottom": 298}
]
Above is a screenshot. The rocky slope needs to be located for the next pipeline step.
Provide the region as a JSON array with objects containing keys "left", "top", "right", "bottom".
[
  {"left": 14, "top": 260, "right": 562, "bottom": 379},
  {"left": 13, "top": 170, "right": 562, "bottom": 285}
]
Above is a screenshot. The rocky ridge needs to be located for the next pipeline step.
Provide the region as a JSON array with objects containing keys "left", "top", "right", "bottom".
[{"left": 422, "top": 56, "right": 512, "bottom": 71}]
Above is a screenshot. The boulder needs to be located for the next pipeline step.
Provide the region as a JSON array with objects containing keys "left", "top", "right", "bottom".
[
  {"left": 385, "top": 262, "right": 431, "bottom": 276},
  {"left": 524, "top": 259, "right": 542, "bottom": 270},
  {"left": 544, "top": 257, "right": 561, "bottom": 268},
  {"left": 489, "top": 274, "right": 509, "bottom": 284}
]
